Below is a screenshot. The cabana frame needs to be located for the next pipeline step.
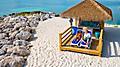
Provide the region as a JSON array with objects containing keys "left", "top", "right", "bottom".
[{"left": 59, "top": 27, "right": 103, "bottom": 56}]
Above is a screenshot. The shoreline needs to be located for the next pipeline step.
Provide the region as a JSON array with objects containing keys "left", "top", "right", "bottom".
[
  {"left": 0, "top": 11, "right": 59, "bottom": 17},
  {"left": 0, "top": 11, "right": 120, "bottom": 28}
]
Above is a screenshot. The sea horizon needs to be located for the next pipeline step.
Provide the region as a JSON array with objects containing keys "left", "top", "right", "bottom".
[{"left": 0, "top": 0, "right": 120, "bottom": 24}]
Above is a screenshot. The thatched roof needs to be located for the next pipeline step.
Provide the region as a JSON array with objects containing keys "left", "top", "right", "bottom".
[{"left": 61, "top": 0, "right": 113, "bottom": 21}]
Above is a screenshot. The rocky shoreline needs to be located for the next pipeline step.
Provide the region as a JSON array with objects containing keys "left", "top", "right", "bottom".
[{"left": 0, "top": 11, "right": 56, "bottom": 67}]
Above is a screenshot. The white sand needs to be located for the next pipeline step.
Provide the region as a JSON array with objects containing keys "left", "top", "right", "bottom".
[
  {"left": 105, "top": 23, "right": 120, "bottom": 27},
  {"left": 26, "top": 17, "right": 120, "bottom": 67}
]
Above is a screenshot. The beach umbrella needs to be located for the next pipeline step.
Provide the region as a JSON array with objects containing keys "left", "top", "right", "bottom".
[{"left": 61, "top": 0, "right": 113, "bottom": 26}]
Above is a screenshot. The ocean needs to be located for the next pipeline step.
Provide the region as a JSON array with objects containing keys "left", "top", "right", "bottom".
[{"left": 0, "top": 0, "right": 120, "bottom": 24}]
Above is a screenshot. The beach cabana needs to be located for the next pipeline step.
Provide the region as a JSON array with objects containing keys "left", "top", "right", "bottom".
[{"left": 59, "top": 0, "right": 112, "bottom": 56}]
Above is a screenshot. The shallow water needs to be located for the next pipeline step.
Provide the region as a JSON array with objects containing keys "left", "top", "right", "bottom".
[{"left": 0, "top": 0, "right": 120, "bottom": 24}]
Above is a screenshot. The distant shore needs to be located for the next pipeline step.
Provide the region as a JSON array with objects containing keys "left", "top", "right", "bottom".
[
  {"left": 0, "top": 11, "right": 59, "bottom": 21},
  {"left": 0, "top": 11, "right": 120, "bottom": 28}
]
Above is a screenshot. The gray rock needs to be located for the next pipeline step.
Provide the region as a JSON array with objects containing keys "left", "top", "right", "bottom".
[
  {"left": 5, "top": 37, "right": 9, "bottom": 40},
  {"left": 27, "top": 44, "right": 33, "bottom": 48},
  {"left": 13, "top": 23, "right": 22, "bottom": 30},
  {"left": 9, "top": 31, "right": 19, "bottom": 39},
  {"left": 7, "top": 47, "right": 15, "bottom": 55},
  {"left": 0, "top": 56, "right": 25, "bottom": 67},
  {"left": 48, "top": 12, "right": 55, "bottom": 17},
  {"left": 3, "top": 16, "right": 11, "bottom": 23},
  {"left": 0, "top": 33, "right": 7, "bottom": 39},
  {"left": 10, "top": 60, "right": 22, "bottom": 67},
  {"left": 24, "top": 26, "right": 32, "bottom": 32},
  {"left": 0, "top": 55, "right": 5, "bottom": 61},
  {"left": 16, "top": 31, "right": 32, "bottom": 40},
  {"left": 13, "top": 46, "right": 30, "bottom": 56},
  {"left": 6, "top": 23, "right": 14, "bottom": 28},
  {"left": 0, "top": 49, "right": 6, "bottom": 55},
  {"left": 0, "top": 39, "right": 11, "bottom": 45},
  {"left": 3, "top": 28, "right": 12, "bottom": 33},
  {"left": 20, "top": 21, "right": 28, "bottom": 27},
  {"left": 0, "top": 29, "right": 3, "bottom": 33},
  {"left": 5, "top": 52, "right": 11, "bottom": 56},
  {"left": 7, "top": 46, "right": 30, "bottom": 56},
  {"left": 2, "top": 45, "right": 14, "bottom": 51},
  {"left": 7, "top": 40, "right": 13, "bottom": 45},
  {"left": 19, "top": 27, "right": 25, "bottom": 31},
  {"left": 24, "top": 26, "right": 36, "bottom": 33},
  {"left": 0, "top": 17, "right": 4, "bottom": 20},
  {"left": 41, "top": 14, "right": 47, "bottom": 21},
  {"left": 13, "top": 40, "right": 29, "bottom": 46},
  {"left": 31, "top": 27, "right": 36, "bottom": 33},
  {"left": 29, "top": 21, "right": 39, "bottom": 27}
]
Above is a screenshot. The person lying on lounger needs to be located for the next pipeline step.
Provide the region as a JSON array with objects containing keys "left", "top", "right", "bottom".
[
  {"left": 72, "top": 30, "right": 82, "bottom": 44},
  {"left": 75, "top": 31, "right": 82, "bottom": 41},
  {"left": 82, "top": 27, "right": 91, "bottom": 45}
]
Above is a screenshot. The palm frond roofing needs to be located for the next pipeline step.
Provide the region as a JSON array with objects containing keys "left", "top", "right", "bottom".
[{"left": 61, "top": 0, "right": 113, "bottom": 21}]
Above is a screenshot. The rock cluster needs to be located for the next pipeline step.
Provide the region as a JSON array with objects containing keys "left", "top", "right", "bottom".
[{"left": 0, "top": 11, "right": 55, "bottom": 66}]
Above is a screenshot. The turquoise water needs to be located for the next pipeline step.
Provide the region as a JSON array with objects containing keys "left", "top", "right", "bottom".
[{"left": 0, "top": 0, "right": 120, "bottom": 24}]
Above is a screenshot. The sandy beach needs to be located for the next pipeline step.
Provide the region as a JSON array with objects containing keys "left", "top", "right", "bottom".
[
  {"left": 0, "top": 0, "right": 120, "bottom": 67},
  {"left": 26, "top": 17, "right": 120, "bottom": 67}
]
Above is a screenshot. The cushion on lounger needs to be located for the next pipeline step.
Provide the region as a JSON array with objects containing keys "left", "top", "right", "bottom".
[
  {"left": 72, "top": 39, "right": 79, "bottom": 44},
  {"left": 80, "top": 41, "right": 86, "bottom": 45},
  {"left": 72, "top": 26, "right": 78, "bottom": 35},
  {"left": 95, "top": 32, "right": 100, "bottom": 39}
]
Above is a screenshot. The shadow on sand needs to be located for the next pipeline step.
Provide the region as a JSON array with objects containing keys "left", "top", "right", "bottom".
[{"left": 102, "top": 27, "right": 120, "bottom": 58}]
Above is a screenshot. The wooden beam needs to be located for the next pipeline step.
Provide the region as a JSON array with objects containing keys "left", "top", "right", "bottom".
[
  {"left": 62, "top": 34, "right": 73, "bottom": 45},
  {"left": 98, "top": 29, "right": 103, "bottom": 57},
  {"left": 61, "top": 47, "right": 99, "bottom": 56},
  {"left": 62, "top": 29, "right": 72, "bottom": 39}
]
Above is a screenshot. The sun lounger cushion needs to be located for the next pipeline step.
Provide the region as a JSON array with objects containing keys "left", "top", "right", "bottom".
[
  {"left": 72, "top": 26, "right": 78, "bottom": 35},
  {"left": 80, "top": 41, "right": 86, "bottom": 45},
  {"left": 95, "top": 32, "right": 100, "bottom": 39},
  {"left": 72, "top": 39, "right": 79, "bottom": 44}
]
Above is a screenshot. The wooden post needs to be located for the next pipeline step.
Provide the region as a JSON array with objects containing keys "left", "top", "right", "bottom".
[
  {"left": 100, "top": 20, "right": 104, "bottom": 29},
  {"left": 98, "top": 29, "right": 103, "bottom": 57},
  {"left": 75, "top": 18, "right": 77, "bottom": 26},
  {"left": 79, "top": 18, "right": 81, "bottom": 27},
  {"left": 59, "top": 33, "right": 62, "bottom": 50}
]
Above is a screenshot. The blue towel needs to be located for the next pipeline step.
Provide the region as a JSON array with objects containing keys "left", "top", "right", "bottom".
[
  {"left": 72, "top": 39, "right": 79, "bottom": 44},
  {"left": 80, "top": 41, "right": 86, "bottom": 45},
  {"left": 72, "top": 26, "right": 78, "bottom": 35}
]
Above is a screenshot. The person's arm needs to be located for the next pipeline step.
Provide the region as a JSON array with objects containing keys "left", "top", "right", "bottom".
[{"left": 86, "top": 33, "right": 91, "bottom": 44}]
